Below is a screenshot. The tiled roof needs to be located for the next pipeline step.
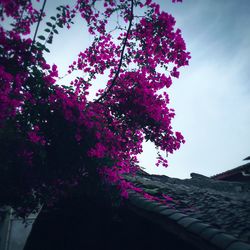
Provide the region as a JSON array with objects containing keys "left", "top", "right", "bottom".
[
  {"left": 125, "top": 171, "right": 250, "bottom": 250},
  {"left": 211, "top": 163, "right": 250, "bottom": 180}
]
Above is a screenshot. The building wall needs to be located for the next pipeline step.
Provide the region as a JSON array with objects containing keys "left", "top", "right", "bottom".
[{"left": 0, "top": 208, "right": 36, "bottom": 250}]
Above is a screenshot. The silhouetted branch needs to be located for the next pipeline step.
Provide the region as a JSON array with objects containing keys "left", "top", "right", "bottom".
[
  {"left": 30, "top": 0, "right": 47, "bottom": 50},
  {"left": 95, "top": 0, "right": 134, "bottom": 103}
]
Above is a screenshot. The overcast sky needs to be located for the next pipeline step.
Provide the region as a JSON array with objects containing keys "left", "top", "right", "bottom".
[{"left": 37, "top": 0, "right": 250, "bottom": 179}]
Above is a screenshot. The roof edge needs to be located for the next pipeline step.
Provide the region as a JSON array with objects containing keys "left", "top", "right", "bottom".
[{"left": 127, "top": 192, "right": 250, "bottom": 250}]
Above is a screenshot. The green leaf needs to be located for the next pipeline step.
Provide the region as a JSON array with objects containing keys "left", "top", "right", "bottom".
[
  {"left": 62, "top": 85, "right": 74, "bottom": 91},
  {"left": 53, "top": 29, "right": 58, "bottom": 34},
  {"left": 44, "top": 28, "right": 50, "bottom": 33},
  {"left": 46, "top": 22, "right": 53, "bottom": 27},
  {"left": 36, "top": 42, "right": 45, "bottom": 51},
  {"left": 47, "top": 36, "right": 53, "bottom": 44},
  {"left": 38, "top": 35, "right": 46, "bottom": 40},
  {"left": 44, "top": 47, "right": 50, "bottom": 53},
  {"left": 36, "top": 42, "right": 43, "bottom": 47},
  {"left": 57, "top": 22, "right": 63, "bottom": 28},
  {"left": 50, "top": 16, "right": 56, "bottom": 21}
]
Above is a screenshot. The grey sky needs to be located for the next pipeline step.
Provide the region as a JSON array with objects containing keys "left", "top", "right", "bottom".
[
  {"left": 139, "top": 0, "right": 250, "bottom": 178},
  {"left": 35, "top": 0, "right": 250, "bottom": 179}
]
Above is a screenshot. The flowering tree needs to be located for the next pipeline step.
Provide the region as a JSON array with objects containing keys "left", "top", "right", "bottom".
[{"left": 0, "top": 0, "right": 190, "bottom": 217}]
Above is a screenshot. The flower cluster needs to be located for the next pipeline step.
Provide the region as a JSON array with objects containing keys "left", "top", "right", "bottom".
[
  {"left": 0, "top": 0, "right": 190, "bottom": 217},
  {"left": 0, "top": 0, "right": 40, "bottom": 34}
]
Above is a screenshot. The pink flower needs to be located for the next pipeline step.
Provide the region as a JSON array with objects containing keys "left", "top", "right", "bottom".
[
  {"left": 27, "top": 126, "right": 46, "bottom": 145},
  {"left": 162, "top": 193, "right": 173, "bottom": 201}
]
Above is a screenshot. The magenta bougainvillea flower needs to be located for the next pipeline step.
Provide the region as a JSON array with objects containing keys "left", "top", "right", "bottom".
[{"left": 0, "top": 0, "right": 190, "bottom": 217}]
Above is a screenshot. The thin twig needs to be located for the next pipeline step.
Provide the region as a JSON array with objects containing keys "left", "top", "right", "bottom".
[
  {"left": 18, "top": 5, "right": 26, "bottom": 24},
  {"left": 95, "top": 0, "right": 134, "bottom": 103},
  {"left": 30, "top": 0, "right": 47, "bottom": 51}
]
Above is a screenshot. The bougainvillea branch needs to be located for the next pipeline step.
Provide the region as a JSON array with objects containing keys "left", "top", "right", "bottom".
[
  {"left": 95, "top": 0, "right": 134, "bottom": 103},
  {"left": 30, "top": 0, "right": 47, "bottom": 50},
  {"left": 0, "top": 0, "right": 190, "bottom": 218}
]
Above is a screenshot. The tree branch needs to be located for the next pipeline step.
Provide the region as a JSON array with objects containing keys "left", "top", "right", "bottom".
[
  {"left": 95, "top": 0, "right": 134, "bottom": 103},
  {"left": 30, "top": 0, "right": 47, "bottom": 51}
]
